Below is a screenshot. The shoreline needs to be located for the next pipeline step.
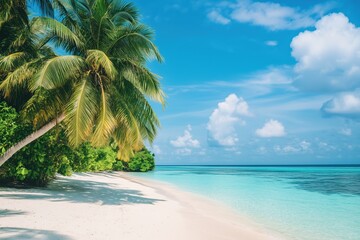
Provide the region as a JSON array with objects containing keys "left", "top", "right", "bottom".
[
  {"left": 0, "top": 172, "right": 285, "bottom": 240},
  {"left": 120, "top": 172, "right": 286, "bottom": 240}
]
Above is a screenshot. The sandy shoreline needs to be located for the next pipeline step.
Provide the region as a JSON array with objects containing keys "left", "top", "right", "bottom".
[{"left": 0, "top": 172, "right": 284, "bottom": 240}]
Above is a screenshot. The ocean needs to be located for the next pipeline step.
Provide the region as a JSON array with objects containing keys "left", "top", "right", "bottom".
[{"left": 131, "top": 165, "right": 360, "bottom": 240}]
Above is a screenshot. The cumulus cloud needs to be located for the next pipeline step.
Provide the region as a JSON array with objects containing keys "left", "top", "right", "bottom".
[
  {"left": 291, "top": 13, "right": 360, "bottom": 92},
  {"left": 208, "top": 1, "right": 331, "bottom": 30},
  {"left": 321, "top": 90, "right": 360, "bottom": 118},
  {"left": 256, "top": 119, "right": 285, "bottom": 137},
  {"left": 170, "top": 125, "right": 200, "bottom": 148},
  {"left": 207, "top": 94, "right": 251, "bottom": 146},
  {"left": 207, "top": 10, "right": 231, "bottom": 25}
]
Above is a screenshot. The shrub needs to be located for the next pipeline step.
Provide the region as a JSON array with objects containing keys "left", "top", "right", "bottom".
[{"left": 121, "top": 149, "right": 155, "bottom": 172}]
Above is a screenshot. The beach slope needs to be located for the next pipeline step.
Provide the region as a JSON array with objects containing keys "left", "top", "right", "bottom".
[{"left": 0, "top": 172, "right": 282, "bottom": 240}]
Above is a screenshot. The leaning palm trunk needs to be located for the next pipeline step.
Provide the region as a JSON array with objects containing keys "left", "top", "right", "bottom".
[{"left": 0, "top": 113, "right": 65, "bottom": 167}]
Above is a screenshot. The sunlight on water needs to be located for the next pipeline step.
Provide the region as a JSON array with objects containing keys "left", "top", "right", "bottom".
[{"left": 132, "top": 166, "right": 360, "bottom": 240}]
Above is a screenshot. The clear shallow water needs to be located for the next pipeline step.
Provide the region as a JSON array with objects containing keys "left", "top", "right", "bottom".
[{"left": 131, "top": 166, "right": 360, "bottom": 240}]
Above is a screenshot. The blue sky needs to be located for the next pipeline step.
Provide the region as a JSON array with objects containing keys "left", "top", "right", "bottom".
[
  {"left": 31, "top": 0, "right": 360, "bottom": 165},
  {"left": 128, "top": 0, "right": 360, "bottom": 165}
]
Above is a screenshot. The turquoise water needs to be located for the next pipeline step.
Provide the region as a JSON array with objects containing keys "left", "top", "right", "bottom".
[{"left": 132, "top": 166, "right": 360, "bottom": 240}]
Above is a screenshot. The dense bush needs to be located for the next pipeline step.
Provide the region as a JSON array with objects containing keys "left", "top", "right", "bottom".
[
  {"left": 122, "top": 149, "right": 155, "bottom": 172},
  {"left": 0, "top": 101, "right": 68, "bottom": 186},
  {"left": 0, "top": 102, "right": 156, "bottom": 187},
  {"left": 0, "top": 101, "right": 29, "bottom": 154}
]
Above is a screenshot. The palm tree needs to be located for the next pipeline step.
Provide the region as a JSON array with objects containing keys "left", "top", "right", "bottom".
[
  {"left": 0, "top": 0, "right": 55, "bottom": 108},
  {"left": 0, "top": 0, "right": 165, "bottom": 166}
]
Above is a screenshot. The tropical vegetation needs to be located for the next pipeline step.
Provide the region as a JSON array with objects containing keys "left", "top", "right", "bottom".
[
  {"left": 0, "top": 83, "right": 155, "bottom": 186},
  {"left": 0, "top": 0, "right": 163, "bottom": 185}
]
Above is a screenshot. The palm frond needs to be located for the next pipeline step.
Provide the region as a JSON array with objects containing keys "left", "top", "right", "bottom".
[
  {"left": 119, "top": 59, "right": 165, "bottom": 104},
  {"left": 0, "top": 52, "right": 27, "bottom": 71},
  {"left": 91, "top": 81, "right": 116, "bottom": 146},
  {"left": 113, "top": 125, "right": 138, "bottom": 161},
  {"left": 33, "top": 0, "right": 54, "bottom": 17},
  {"left": 22, "top": 85, "right": 70, "bottom": 127},
  {"left": 0, "top": 62, "right": 35, "bottom": 98},
  {"left": 92, "top": 0, "right": 108, "bottom": 22},
  {"left": 107, "top": 24, "right": 163, "bottom": 62},
  {"left": 65, "top": 78, "right": 99, "bottom": 146},
  {"left": 86, "top": 50, "right": 117, "bottom": 80},
  {"left": 30, "top": 55, "right": 85, "bottom": 91},
  {"left": 109, "top": 1, "right": 138, "bottom": 25},
  {"left": 31, "top": 17, "right": 84, "bottom": 52},
  {"left": 109, "top": 81, "right": 160, "bottom": 159}
]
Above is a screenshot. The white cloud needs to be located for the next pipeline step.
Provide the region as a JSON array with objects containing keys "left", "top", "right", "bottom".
[
  {"left": 274, "top": 145, "right": 300, "bottom": 153},
  {"left": 265, "top": 40, "right": 278, "bottom": 46},
  {"left": 247, "top": 67, "right": 292, "bottom": 85},
  {"left": 209, "top": 1, "right": 331, "bottom": 30},
  {"left": 300, "top": 141, "right": 311, "bottom": 150},
  {"left": 318, "top": 141, "right": 337, "bottom": 151},
  {"left": 256, "top": 119, "right": 286, "bottom": 137},
  {"left": 213, "top": 67, "right": 293, "bottom": 88},
  {"left": 274, "top": 141, "right": 311, "bottom": 154},
  {"left": 207, "top": 94, "right": 251, "bottom": 146},
  {"left": 207, "top": 10, "right": 231, "bottom": 25},
  {"left": 321, "top": 90, "right": 360, "bottom": 118},
  {"left": 257, "top": 146, "right": 267, "bottom": 154},
  {"left": 170, "top": 125, "right": 200, "bottom": 148},
  {"left": 199, "top": 149, "right": 206, "bottom": 155},
  {"left": 339, "top": 128, "right": 352, "bottom": 136},
  {"left": 175, "top": 148, "right": 192, "bottom": 155},
  {"left": 291, "top": 13, "right": 360, "bottom": 92},
  {"left": 282, "top": 145, "right": 300, "bottom": 153},
  {"left": 152, "top": 145, "right": 162, "bottom": 155},
  {"left": 212, "top": 67, "right": 294, "bottom": 98}
]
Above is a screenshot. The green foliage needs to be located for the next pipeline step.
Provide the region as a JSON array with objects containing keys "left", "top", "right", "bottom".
[
  {"left": 0, "top": 101, "right": 19, "bottom": 153},
  {"left": 0, "top": 103, "right": 74, "bottom": 186},
  {"left": 112, "top": 160, "right": 124, "bottom": 171},
  {"left": 69, "top": 143, "right": 117, "bottom": 172},
  {"left": 122, "top": 149, "right": 155, "bottom": 172},
  {"left": 1, "top": 0, "right": 165, "bottom": 164},
  {"left": 0, "top": 101, "right": 156, "bottom": 187}
]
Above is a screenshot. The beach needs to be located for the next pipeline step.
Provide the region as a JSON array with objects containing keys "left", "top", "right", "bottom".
[{"left": 0, "top": 172, "right": 282, "bottom": 240}]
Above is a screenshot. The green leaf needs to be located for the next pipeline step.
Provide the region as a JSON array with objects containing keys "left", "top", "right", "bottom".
[
  {"left": 91, "top": 81, "right": 116, "bottom": 146},
  {"left": 30, "top": 55, "right": 85, "bottom": 91},
  {"left": 65, "top": 78, "right": 99, "bottom": 146},
  {"left": 31, "top": 17, "right": 84, "bottom": 51},
  {"left": 86, "top": 50, "right": 117, "bottom": 80},
  {"left": 0, "top": 52, "right": 27, "bottom": 71}
]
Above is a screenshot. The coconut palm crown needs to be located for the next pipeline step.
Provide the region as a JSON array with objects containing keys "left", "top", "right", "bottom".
[{"left": 0, "top": 0, "right": 165, "bottom": 164}]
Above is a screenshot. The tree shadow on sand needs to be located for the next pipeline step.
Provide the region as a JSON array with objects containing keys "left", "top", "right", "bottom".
[
  {"left": 0, "top": 209, "right": 27, "bottom": 218},
  {"left": 0, "top": 227, "right": 73, "bottom": 240},
  {"left": 0, "top": 173, "right": 164, "bottom": 206}
]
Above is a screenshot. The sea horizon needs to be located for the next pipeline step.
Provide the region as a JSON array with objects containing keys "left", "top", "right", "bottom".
[
  {"left": 156, "top": 164, "right": 360, "bottom": 167},
  {"left": 133, "top": 165, "right": 360, "bottom": 240}
]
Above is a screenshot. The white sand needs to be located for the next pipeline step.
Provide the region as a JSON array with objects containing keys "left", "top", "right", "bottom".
[{"left": 0, "top": 172, "right": 284, "bottom": 240}]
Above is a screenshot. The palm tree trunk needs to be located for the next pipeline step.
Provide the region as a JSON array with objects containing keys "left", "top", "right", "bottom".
[{"left": 0, "top": 113, "right": 65, "bottom": 167}]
